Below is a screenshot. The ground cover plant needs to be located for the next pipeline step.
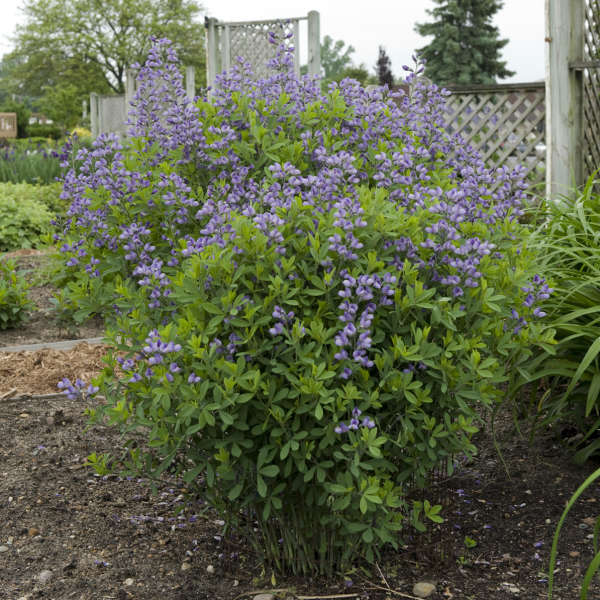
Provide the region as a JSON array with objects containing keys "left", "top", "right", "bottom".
[
  {"left": 0, "top": 186, "right": 54, "bottom": 252},
  {"left": 55, "top": 38, "right": 554, "bottom": 576},
  {"left": 0, "top": 259, "right": 31, "bottom": 330}
]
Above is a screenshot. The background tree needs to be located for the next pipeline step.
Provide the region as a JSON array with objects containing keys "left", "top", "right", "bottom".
[
  {"left": 301, "top": 36, "right": 376, "bottom": 86},
  {"left": 414, "top": 0, "right": 514, "bottom": 85},
  {"left": 320, "top": 35, "right": 356, "bottom": 79},
  {"left": 376, "top": 46, "right": 394, "bottom": 87},
  {"left": 1, "top": 0, "right": 206, "bottom": 129}
]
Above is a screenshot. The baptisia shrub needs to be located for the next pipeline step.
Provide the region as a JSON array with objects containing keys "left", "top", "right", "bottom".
[{"left": 59, "top": 38, "right": 554, "bottom": 574}]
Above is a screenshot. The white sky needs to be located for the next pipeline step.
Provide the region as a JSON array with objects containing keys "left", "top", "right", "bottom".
[{"left": 0, "top": 0, "right": 546, "bottom": 83}]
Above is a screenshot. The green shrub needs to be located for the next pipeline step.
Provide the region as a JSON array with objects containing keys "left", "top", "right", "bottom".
[
  {"left": 0, "top": 189, "right": 54, "bottom": 251},
  {"left": 0, "top": 260, "right": 31, "bottom": 329},
  {"left": 27, "top": 123, "right": 64, "bottom": 140},
  {"left": 58, "top": 40, "right": 555, "bottom": 576},
  {"left": 529, "top": 176, "right": 600, "bottom": 462},
  {"left": 0, "top": 182, "right": 65, "bottom": 216}
]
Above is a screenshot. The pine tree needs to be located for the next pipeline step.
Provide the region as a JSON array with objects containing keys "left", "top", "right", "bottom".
[
  {"left": 414, "top": 0, "right": 515, "bottom": 85},
  {"left": 376, "top": 46, "right": 394, "bottom": 87}
]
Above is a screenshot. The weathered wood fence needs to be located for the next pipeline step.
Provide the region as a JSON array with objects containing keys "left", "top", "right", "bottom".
[
  {"left": 90, "top": 67, "right": 196, "bottom": 139},
  {"left": 546, "top": 0, "right": 600, "bottom": 198},
  {"left": 442, "top": 82, "right": 546, "bottom": 189},
  {"left": 205, "top": 12, "right": 321, "bottom": 89}
]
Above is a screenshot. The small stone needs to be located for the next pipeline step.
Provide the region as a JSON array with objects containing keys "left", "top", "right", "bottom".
[
  {"left": 253, "top": 595, "right": 275, "bottom": 600},
  {"left": 19, "top": 413, "right": 29, "bottom": 418},
  {"left": 181, "top": 562, "right": 192, "bottom": 572},
  {"left": 206, "top": 564, "right": 215, "bottom": 574},
  {"left": 124, "top": 578, "right": 134, "bottom": 586},
  {"left": 570, "top": 551, "right": 580, "bottom": 557},
  {"left": 115, "top": 497, "right": 126, "bottom": 507},
  {"left": 412, "top": 582, "right": 436, "bottom": 598},
  {"left": 46, "top": 416, "right": 54, "bottom": 426},
  {"left": 37, "top": 570, "right": 53, "bottom": 584},
  {"left": 0, "top": 545, "right": 9, "bottom": 553},
  {"left": 28, "top": 527, "right": 40, "bottom": 537}
]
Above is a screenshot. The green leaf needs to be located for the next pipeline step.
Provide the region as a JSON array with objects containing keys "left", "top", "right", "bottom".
[
  {"left": 228, "top": 482, "right": 243, "bottom": 500},
  {"left": 257, "top": 475, "right": 267, "bottom": 498},
  {"left": 260, "top": 465, "right": 279, "bottom": 477}
]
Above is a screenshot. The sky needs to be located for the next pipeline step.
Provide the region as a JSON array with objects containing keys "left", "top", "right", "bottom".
[{"left": 0, "top": 0, "right": 546, "bottom": 84}]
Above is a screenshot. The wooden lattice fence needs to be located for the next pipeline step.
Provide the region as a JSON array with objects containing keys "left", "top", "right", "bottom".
[
  {"left": 583, "top": 0, "right": 600, "bottom": 180},
  {"left": 205, "top": 12, "right": 320, "bottom": 90},
  {"left": 443, "top": 82, "right": 546, "bottom": 188}
]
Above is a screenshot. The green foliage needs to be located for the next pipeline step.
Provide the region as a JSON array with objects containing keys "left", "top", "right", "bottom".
[
  {"left": 0, "top": 188, "right": 54, "bottom": 251},
  {"left": 3, "top": 0, "right": 207, "bottom": 108},
  {"left": 528, "top": 176, "right": 600, "bottom": 462},
  {"left": 0, "top": 142, "right": 61, "bottom": 185},
  {"left": 320, "top": 35, "right": 356, "bottom": 79},
  {"left": 0, "top": 100, "right": 30, "bottom": 138},
  {"left": 0, "top": 260, "right": 31, "bottom": 330},
  {"left": 548, "top": 467, "right": 600, "bottom": 599},
  {"left": 0, "top": 182, "right": 65, "bottom": 216},
  {"left": 27, "top": 123, "right": 63, "bottom": 140},
  {"left": 415, "top": 0, "right": 515, "bottom": 85}
]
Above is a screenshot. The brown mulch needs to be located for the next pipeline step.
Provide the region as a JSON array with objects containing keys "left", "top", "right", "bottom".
[
  {"left": 1, "top": 251, "right": 599, "bottom": 599},
  {"left": 0, "top": 343, "right": 111, "bottom": 397}
]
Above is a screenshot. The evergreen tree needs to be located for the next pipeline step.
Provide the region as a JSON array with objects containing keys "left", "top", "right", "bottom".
[
  {"left": 376, "top": 46, "right": 394, "bottom": 87},
  {"left": 414, "top": 0, "right": 515, "bottom": 85}
]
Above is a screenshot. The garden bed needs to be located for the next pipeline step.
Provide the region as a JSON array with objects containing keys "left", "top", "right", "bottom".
[
  {"left": 1, "top": 337, "right": 599, "bottom": 599},
  {"left": 0, "top": 249, "right": 104, "bottom": 348}
]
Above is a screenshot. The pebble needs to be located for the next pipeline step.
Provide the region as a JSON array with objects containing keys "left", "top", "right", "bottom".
[
  {"left": 181, "top": 562, "right": 192, "bottom": 571},
  {"left": 412, "top": 582, "right": 436, "bottom": 598},
  {"left": 0, "top": 545, "right": 9, "bottom": 553},
  {"left": 37, "top": 570, "right": 53, "bottom": 584},
  {"left": 28, "top": 527, "right": 40, "bottom": 537},
  {"left": 570, "top": 551, "right": 580, "bottom": 557},
  {"left": 124, "top": 578, "right": 134, "bottom": 586},
  {"left": 253, "top": 595, "right": 275, "bottom": 600},
  {"left": 206, "top": 564, "right": 215, "bottom": 574}
]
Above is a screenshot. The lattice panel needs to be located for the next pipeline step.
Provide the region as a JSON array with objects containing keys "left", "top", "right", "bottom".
[
  {"left": 219, "top": 20, "right": 299, "bottom": 79},
  {"left": 443, "top": 85, "right": 546, "bottom": 189},
  {"left": 584, "top": 0, "right": 600, "bottom": 179}
]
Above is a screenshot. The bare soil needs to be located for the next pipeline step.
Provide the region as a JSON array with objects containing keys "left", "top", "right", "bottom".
[{"left": 1, "top": 251, "right": 599, "bottom": 600}]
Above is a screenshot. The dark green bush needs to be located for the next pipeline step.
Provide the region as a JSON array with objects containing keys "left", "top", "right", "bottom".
[
  {"left": 0, "top": 260, "right": 31, "bottom": 329},
  {"left": 27, "top": 123, "right": 64, "bottom": 140}
]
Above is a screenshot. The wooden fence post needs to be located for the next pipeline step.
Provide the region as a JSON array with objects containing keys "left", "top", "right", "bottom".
[
  {"left": 186, "top": 66, "right": 195, "bottom": 100},
  {"left": 546, "top": 0, "right": 584, "bottom": 200},
  {"left": 125, "top": 68, "right": 136, "bottom": 109},
  {"left": 307, "top": 10, "right": 320, "bottom": 78},
  {"left": 206, "top": 17, "right": 219, "bottom": 91},
  {"left": 90, "top": 93, "right": 99, "bottom": 138}
]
